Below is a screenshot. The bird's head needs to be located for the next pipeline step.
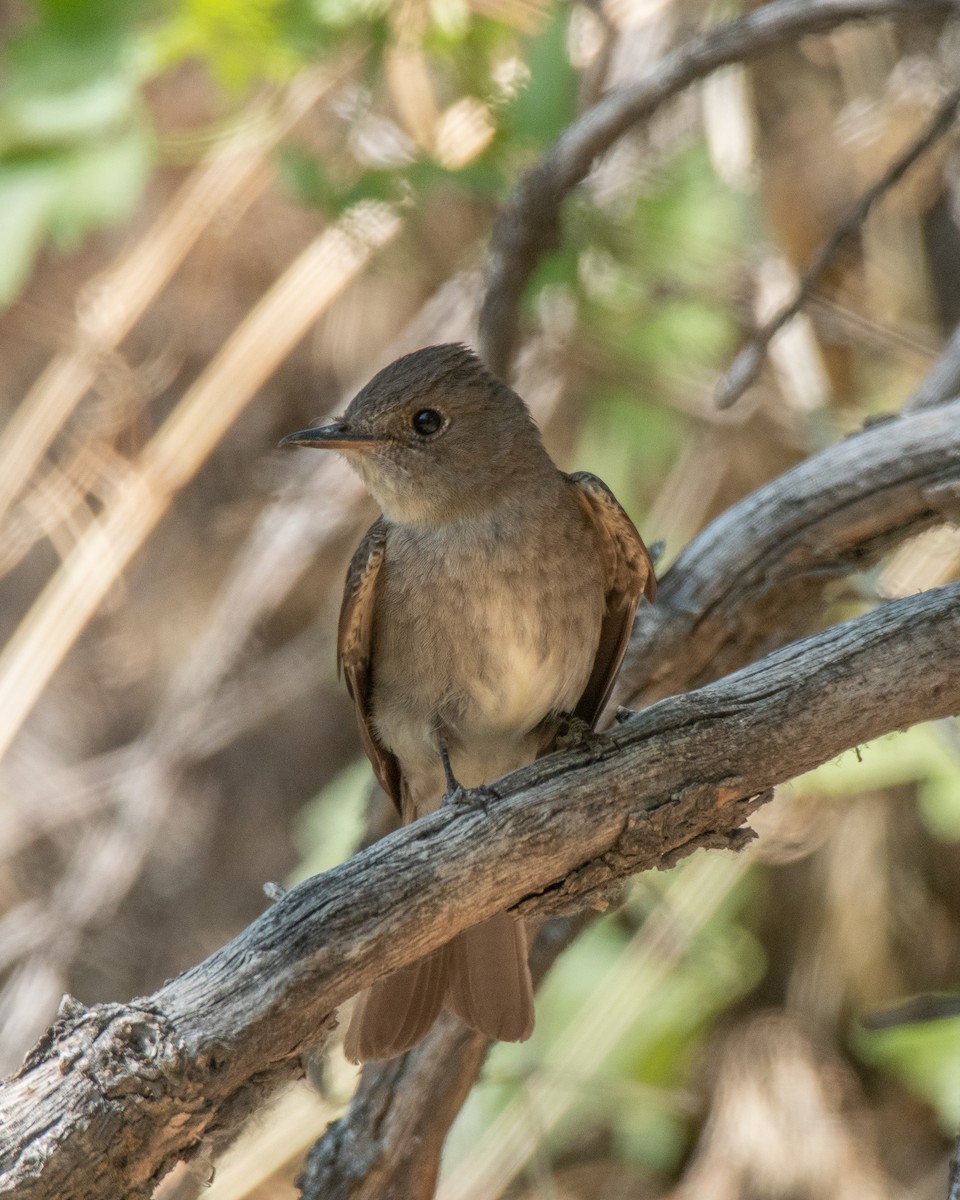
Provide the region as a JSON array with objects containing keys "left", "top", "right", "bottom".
[{"left": 281, "top": 344, "right": 548, "bottom": 526}]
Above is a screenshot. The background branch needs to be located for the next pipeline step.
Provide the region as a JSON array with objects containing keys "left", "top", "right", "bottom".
[
  {"left": 907, "top": 318, "right": 960, "bottom": 410},
  {"left": 620, "top": 397, "right": 960, "bottom": 703}
]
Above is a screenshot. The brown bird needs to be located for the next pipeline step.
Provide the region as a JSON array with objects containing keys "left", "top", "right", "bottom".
[{"left": 282, "top": 344, "right": 655, "bottom": 1062}]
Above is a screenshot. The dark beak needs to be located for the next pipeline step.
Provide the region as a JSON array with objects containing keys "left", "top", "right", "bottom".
[{"left": 279, "top": 421, "right": 380, "bottom": 451}]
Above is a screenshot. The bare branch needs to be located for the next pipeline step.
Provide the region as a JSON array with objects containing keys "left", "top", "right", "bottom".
[
  {"left": 2, "top": 581, "right": 959, "bottom": 1200},
  {"left": 298, "top": 1018, "right": 487, "bottom": 1200},
  {"left": 715, "top": 85, "right": 960, "bottom": 409},
  {"left": 620, "top": 398, "right": 960, "bottom": 703},
  {"left": 478, "top": 0, "right": 960, "bottom": 376}
]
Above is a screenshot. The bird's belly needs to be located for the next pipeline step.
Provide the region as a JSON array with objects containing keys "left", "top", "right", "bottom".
[
  {"left": 455, "top": 597, "right": 595, "bottom": 736},
  {"left": 372, "top": 581, "right": 602, "bottom": 786}
]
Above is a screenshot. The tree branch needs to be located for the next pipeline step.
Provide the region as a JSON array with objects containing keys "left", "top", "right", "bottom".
[
  {"left": 3, "top": 581, "right": 960, "bottom": 1199},
  {"left": 478, "top": 0, "right": 960, "bottom": 376},
  {"left": 620, "top": 398, "right": 960, "bottom": 703}
]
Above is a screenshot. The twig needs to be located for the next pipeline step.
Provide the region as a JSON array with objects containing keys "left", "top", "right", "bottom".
[
  {"left": 2, "top": 583, "right": 959, "bottom": 1199},
  {"left": 478, "top": 0, "right": 960, "bottom": 377},
  {"left": 715, "top": 84, "right": 960, "bottom": 409}
]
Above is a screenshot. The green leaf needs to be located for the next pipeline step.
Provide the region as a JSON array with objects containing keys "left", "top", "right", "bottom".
[
  {"left": 854, "top": 1011, "right": 960, "bottom": 1130},
  {"left": 0, "top": 126, "right": 151, "bottom": 303},
  {"left": 0, "top": 15, "right": 141, "bottom": 152},
  {"left": 50, "top": 124, "right": 152, "bottom": 246},
  {"left": 152, "top": 0, "right": 302, "bottom": 89}
]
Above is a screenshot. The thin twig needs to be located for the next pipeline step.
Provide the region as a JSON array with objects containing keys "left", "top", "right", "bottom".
[
  {"left": 715, "top": 84, "right": 960, "bottom": 409},
  {"left": 478, "top": 0, "right": 960, "bottom": 377}
]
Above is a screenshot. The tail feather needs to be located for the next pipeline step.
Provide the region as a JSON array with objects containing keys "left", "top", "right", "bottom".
[
  {"left": 446, "top": 913, "right": 534, "bottom": 1043},
  {"left": 344, "top": 915, "right": 534, "bottom": 1063},
  {"left": 344, "top": 948, "right": 448, "bottom": 1064}
]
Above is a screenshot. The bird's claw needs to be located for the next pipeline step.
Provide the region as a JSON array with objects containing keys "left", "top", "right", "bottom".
[
  {"left": 442, "top": 784, "right": 493, "bottom": 816},
  {"left": 437, "top": 737, "right": 492, "bottom": 813},
  {"left": 554, "top": 713, "right": 602, "bottom": 751}
]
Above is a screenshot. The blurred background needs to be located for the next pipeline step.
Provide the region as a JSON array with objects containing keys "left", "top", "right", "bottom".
[{"left": 2, "top": 0, "right": 960, "bottom": 1196}]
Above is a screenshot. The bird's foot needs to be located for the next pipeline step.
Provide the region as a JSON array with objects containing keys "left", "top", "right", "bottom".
[
  {"left": 438, "top": 736, "right": 491, "bottom": 815},
  {"left": 554, "top": 713, "right": 603, "bottom": 752},
  {"left": 438, "top": 735, "right": 461, "bottom": 794},
  {"left": 441, "top": 784, "right": 493, "bottom": 816},
  {"left": 438, "top": 736, "right": 468, "bottom": 809}
]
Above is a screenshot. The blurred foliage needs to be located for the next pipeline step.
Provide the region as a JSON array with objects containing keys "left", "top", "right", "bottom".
[
  {"left": 0, "top": 0, "right": 152, "bottom": 300},
  {"left": 794, "top": 721, "right": 960, "bottom": 842},
  {"left": 0, "top": 0, "right": 583, "bottom": 303},
  {"left": 856, "top": 1012, "right": 960, "bottom": 1132},
  {"left": 560, "top": 144, "right": 747, "bottom": 516},
  {"left": 291, "top": 760, "right": 368, "bottom": 881}
]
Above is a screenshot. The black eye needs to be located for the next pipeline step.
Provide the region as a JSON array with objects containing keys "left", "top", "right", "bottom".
[{"left": 412, "top": 408, "right": 443, "bottom": 436}]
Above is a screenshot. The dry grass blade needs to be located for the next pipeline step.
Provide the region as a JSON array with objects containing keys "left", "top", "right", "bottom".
[
  {"left": 0, "top": 60, "right": 354, "bottom": 534},
  {"left": 0, "top": 203, "right": 403, "bottom": 766}
]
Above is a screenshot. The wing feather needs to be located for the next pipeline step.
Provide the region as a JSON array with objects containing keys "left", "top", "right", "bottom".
[
  {"left": 337, "top": 518, "right": 403, "bottom": 812},
  {"left": 567, "top": 472, "right": 656, "bottom": 727}
]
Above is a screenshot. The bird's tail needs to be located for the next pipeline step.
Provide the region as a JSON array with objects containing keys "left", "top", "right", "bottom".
[
  {"left": 446, "top": 912, "right": 535, "bottom": 1042},
  {"left": 343, "top": 913, "right": 534, "bottom": 1063}
]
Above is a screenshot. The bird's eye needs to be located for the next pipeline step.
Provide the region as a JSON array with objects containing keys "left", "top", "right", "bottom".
[{"left": 411, "top": 408, "right": 443, "bottom": 436}]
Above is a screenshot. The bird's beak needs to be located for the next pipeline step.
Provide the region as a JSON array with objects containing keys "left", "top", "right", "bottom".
[{"left": 279, "top": 421, "right": 380, "bottom": 452}]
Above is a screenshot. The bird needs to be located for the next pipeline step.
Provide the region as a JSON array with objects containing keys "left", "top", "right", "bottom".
[{"left": 282, "top": 343, "right": 655, "bottom": 1062}]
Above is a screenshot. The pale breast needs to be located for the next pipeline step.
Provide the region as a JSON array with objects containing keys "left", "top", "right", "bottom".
[{"left": 370, "top": 492, "right": 605, "bottom": 774}]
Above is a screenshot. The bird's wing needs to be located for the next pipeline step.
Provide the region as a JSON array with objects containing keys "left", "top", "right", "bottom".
[
  {"left": 567, "top": 472, "right": 656, "bottom": 727},
  {"left": 337, "top": 517, "right": 404, "bottom": 813}
]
